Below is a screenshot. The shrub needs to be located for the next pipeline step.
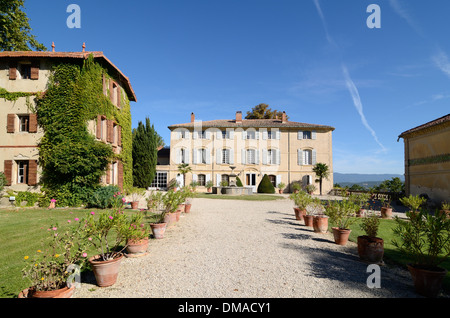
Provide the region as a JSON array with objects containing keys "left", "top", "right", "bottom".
[
  {"left": 87, "top": 185, "right": 122, "bottom": 209},
  {"left": 257, "top": 174, "right": 275, "bottom": 194},
  {"left": 0, "top": 172, "right": 7, "bottom": 193},
  {"left": 236, "top": 176, "right": 243, "bottom": 187}
]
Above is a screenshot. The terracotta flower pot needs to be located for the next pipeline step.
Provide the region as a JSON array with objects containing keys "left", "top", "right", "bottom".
[
  {"left": 163, "top": 212, "right": 177, "bottom": 227},
  {"left": 304, "top": 215, "right": 314, "bottom": 227},
  {"left": 150, "top": 222, "right": 167, "bottom": 239},
  {"left": 407, "top": 264, "right": 447, "bottom": 298},
  {"left": 131, "top": 201, "right": 139, "bottom": 209},
  {"left": 89, "top": 253, "right": 124, "bottom": 287},
  {"left": 332, "top": 227, "right": 351, "bottom": 245},
  {"left": 381, "top": 207, "right": 392, "bottom": 219},
  {"left": 293, "top": 207, "right": 303, "bottom": 221},
  {"left": 177, "top": 204, "right": 185, "bottom": 212},
  {"left": 313, "top": 215, "right": 328, "bottom": 233},
  {"left": 19, "top": 285, "right": 75, "bottom": 298},
  {"left": 357, "top": 236, "right": 384, "bottom": 264},
  {"left": 439, "top": 210, "right": 450, "bottom": 218},
  {"left": 126, "top": 237, "right": 149, "bottom": 255},
  {"left": 184, "top": 203, "right": 192, "bottom": 213}
]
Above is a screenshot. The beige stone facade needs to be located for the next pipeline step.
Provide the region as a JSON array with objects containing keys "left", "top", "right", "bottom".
[
  {"left": 399, "top": 114, "right": 450, "bottom": 204},
  {"left": 155, "top": 111, "right": 334, "bottom": 194},
  {"left": 0, "top": 50, "right": 136, "bottom": 192}
]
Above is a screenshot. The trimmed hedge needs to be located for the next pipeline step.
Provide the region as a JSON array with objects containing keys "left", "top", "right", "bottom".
[{"left": 257, "top": 174, "right": 275, "bottom": 193}]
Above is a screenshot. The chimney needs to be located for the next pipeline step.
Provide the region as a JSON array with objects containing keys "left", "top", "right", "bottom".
[
  {"left": 82, "top": 42, "right": 86, "bottom": 52},
  {"left": 282, "top": 111, "right": 287, "bottom": 123},
  {"left": 236, "top": 111, "right": 242, "bottom": 123},
  {"left": 191, "top": 112, "right": 195, "bottom": 123},
  {"left": 51, "top": 42, "right": 55, "bottom": 52}
]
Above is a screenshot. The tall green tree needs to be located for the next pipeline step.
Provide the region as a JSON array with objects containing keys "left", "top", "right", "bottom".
[
  {"left": 132, "top": 117, "right": 161, "bottom": 188},
  {"left": 312, "top": 163, "right": 330, "bottom": 196},
  {"left": 245, "top": 103, "right": 288, "bottom": 120},
  {"left": 0, "top": 0, "right": 46, "bottom": 51}
]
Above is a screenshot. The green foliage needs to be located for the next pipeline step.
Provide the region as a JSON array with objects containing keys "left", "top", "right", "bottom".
[
  {"left": 376, "top": 177, "right": 405, "bottom": 193},
  {"left": 360, "top": 212, "right": 380, "bottom": 237},
  {"left": 35, "top": 55, "right": 133, "bottom": 206},
  {"left": 132, "top": 118, "right": 159, "bottom": 188},
  {"left": 324, "top": 199, "right": 359, "bottom": 229},
  {"left": 0, "top": 172, "right": 7, "bottom": 193},
  {"left": 0, "top": 0, "right": 47, "bottom": 51},
  {"left": 399, "top": 194, "right": 426, "bottom": 212},
  {"left": 257, "top": 174, "right": 275, "bottom": 194},
  {"left": 14, "top": 191, "right": 40, "bottom": 207},
  {"left": 393, "top": 209, "right": 450, "bottom": 268},
  {"left": 87, "top": 186, "right": 122, "bottom": 209},
  {"left": 236, "top": 176, "right": 243, "bottom": 187},
  {"left": 312, "top": 162, "right": 329, "bottom": 195},
  {"left": 177, "top": 163, "right": 191, "bottom": 188},
  {"left": 289, "top": 191, "right": 313, "bottom": 210},
  {"left": 245, "top": 103, "right": 287, "bottom": 120}
]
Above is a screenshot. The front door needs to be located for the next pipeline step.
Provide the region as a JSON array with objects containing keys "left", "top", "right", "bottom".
[{"left": 246, "top": 173, "right": 257, "bottom": 193}]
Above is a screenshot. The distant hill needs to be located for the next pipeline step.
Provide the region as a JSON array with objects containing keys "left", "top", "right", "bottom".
[{"left": 333, "top": 173, "right": 404, "bottom": 186}]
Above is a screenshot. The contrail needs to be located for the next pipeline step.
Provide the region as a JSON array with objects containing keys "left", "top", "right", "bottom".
[{"left": 313, "top": 0, "right": 386, "bottom": 151}]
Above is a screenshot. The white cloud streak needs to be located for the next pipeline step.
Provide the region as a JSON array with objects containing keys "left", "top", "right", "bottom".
[
  {"left": 388, "top": 0, "right": 423, "bottom": 37},
  {"left": 313, "top": 0, "right": 386, "bottom": 152},
  {"left": 432, "top": 49, "right": 450, "bottom": 79}
]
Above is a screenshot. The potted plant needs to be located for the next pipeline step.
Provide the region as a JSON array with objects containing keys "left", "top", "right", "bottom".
[
  {"left": 181, "top": 186, "right": 195, "bottom": 213},
  {"left": 162, "top": 189, "right": 183, "bottom": 226},
  {"left": 379, "top": 197, "right": 393, "bottom": 219},
  {"left": 20, "top": 219, "right": 89, "bottom": 298},
  {"left": 147, "top": 191, "right": 167, "bottom": 239},
  {"left": 125, "top": 212, "right": 150, "bottom": 257},
  {"left": 292, "top": 182, "right": 301, "bottom": 193},
  {"left": 129, "top": 187, "right": 145, "bottom": 210},
  {"left": 309, "top": 198, "right": 328, "bottom": 234},
  {"left": 440, "top": 202, "right": 450, "bottom": 218},
  {"left": 393, "top": 209, "right": 450, "bottom": 297},
  {"left": 289, "top": 191, "right": 312, "bottom": 222},
  {"left": 305, "top": 184, "right": 316, "bottom": 195},
  {"left": 399, "top": 194, "right": 426, "bottom": 217},
  {"left": 205, "top": 180, "right": 214, "bottom": 193},
  {"left": 357, "top": 212, "right": 384, "bottom": 264},
  {"left": 83, "top": 194, "right": 130, "bottom": 287},
  {"left": 324, "top": 199, "right": 358, "bottom": 245},
  {"left": 349, "top": 192, "right": 370, "bottom": 217},
  {"left": 277, "top": 182, "right": 285, "bottom": 194}
]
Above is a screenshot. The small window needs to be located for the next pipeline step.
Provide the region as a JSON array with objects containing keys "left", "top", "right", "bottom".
[
  {"left": 180, "top": 148, "right": 186, "bottom": 164},
  {"left": 198, "top": 148, "right": 207, "bottom": 164},
  {"left": 221, "top": 174, "right": 229, "bottom": 185},
  {"left": 246, "top": 130, "right": 256, "bottom": 139},
  {"left": 303, "top": 149, "right": 312, "bottom": 165},
  {"left": 197, "top": 174, "right": 206, "bottom": 186},
  {"left": 17, "top": 161, "right": 29, "bottom": 184},
  {"left": 222, "top": 130, "right": 229, "bottom": 139},
  {"left": 19, "top": 115, "right": 30, "bottom": 132},
  {"left": 222, "top": 149, "right": 230, "bottom": 164},
  {"left": 180, "top": 130, "right": 187, "bottom": 139},
  {"left": 303, "top": 131, "right": 312, "bottom": 139},
  {"left": 20, "top": 64, "right": 31, "bottom": 79},
  {"left": 269, "top": 175, "right": 277, "bottom": 187},
  {"left": 247, "top": 149, "right": 256, "bottom": 164}
]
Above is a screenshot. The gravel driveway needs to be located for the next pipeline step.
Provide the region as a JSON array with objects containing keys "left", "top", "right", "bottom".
[{"left": 73, "top": 197, "right": 426, "bottom": 298}]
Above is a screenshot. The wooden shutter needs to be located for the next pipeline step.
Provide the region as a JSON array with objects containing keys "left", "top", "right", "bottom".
[
  {"left": 9, "top": 63, "right": 17, "bottom": 80},
  {"left": 27, "top": 160, "right": 38, "bottom": 186},
  {"left": 96, "top": 115, "right": 102, "bottom": 139},
  {"left": 30, "top": 62, "right": 39, "bottom": 80},
  {"left": 7, "top": 114, "right": 15, "bottom": 133},
  {"left": 117, "top": 161, "right": 123, "bottom": 191},
  {"left": 29, "top": 114, "right": 38, "bottom": 133},
  {"left": 106, "top": 164, "right": 111, "bottom": 184},
  {"left": 106, "top": 120, "right": 113, "bottom": 143},
  {"left": 4, "top": 160, "right": 13, "bottom": 186}
]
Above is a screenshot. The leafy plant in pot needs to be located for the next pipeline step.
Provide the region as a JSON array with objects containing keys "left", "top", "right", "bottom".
[
  {"left": 20, "top": 220, "right": 89, "bottom": 298},
  {"left": 128, "top": 187, "right": 146, "bottom": 210},
  {"left": 289, "top": 191, "right": 312, "bottom": 222},
  {"left": 125, "top": 212, "right": 150, "bottom": 257},
  {"left": 357, "top": 212, "right": 384, "bottom": 264},
  {"left": 162, "top": 189, "right": 183, "bottom": 226},
  {"left": 147, "top": 190, "right": 167, "bottom": 239},
  {"left": 379, "top": 197, "right": 393, "bottom": 219},
  {"left": 324, "top": 199, "right": 358, "bottom": 245},
  {"left": 180, "top": 185, "right": 195, "bottom": 213},
  {"left": 349, "top": 192, "right": 371, "bottom": 217},
  {"left": 277, "top": 182, "right": 285, "bottom": 194},
  {"left": 440, "top": 202, "right": 450, "bottom": 218},
  {"left": 399, "top": 194, "right": 426, "bottom": 217},
  {"left": 392, "top": 209, "right": 450, "bottom": 297},
  {"left": 308, "top": 198, "right": 328, "bottom": 234},
  {"left": 83, "top": 194, "right": 131, "bottom": 287}
]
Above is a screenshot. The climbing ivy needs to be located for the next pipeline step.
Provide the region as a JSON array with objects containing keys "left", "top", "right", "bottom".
[{"left": 35, "top": 54, "right": 133, "bottom": 206}]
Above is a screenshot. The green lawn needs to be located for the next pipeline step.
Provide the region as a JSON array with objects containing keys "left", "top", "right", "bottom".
[{"left": 0, "top": 207, "right": 159, "bottom": 298}]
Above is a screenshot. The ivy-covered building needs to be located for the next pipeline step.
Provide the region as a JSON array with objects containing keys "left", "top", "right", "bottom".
[{"left": 0, "top": 48, "right": 136, "bottom": 195}]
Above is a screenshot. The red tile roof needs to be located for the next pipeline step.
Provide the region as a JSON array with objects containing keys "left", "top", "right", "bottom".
[
  {"left": 398, "top": 113, "right": 450, "bottom": 139},
  {"left": 0, "top": 51, "right": 136, "bottom": 102},
  {"left": 169, "top": 118, "right": 335, "bottom": 130}
]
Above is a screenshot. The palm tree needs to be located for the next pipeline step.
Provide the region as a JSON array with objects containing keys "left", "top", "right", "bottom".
[
  {"left": 177, "top": 163, "right": 191, "bottom": 187},
  {"left": 312, "top": 163, "right": 330, "bottom": 196}
]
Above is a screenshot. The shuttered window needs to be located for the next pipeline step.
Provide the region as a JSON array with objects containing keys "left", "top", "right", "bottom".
[
  {"left": 7, "top": 114, "right": 15, "bottom": 133},
  {"left": 9, "top": 63, "right": 17, "bottom": 80},
  {"left": 4, "top": 160, "right": 13, "bottom": 186}
]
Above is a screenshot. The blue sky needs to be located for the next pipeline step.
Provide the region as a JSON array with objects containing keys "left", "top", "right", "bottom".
[{"left": 23, "top": 0, "right": 450, "bottom": 175}]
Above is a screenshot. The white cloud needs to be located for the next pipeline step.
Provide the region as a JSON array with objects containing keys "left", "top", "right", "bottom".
[
  {"left": 388, "top": 0, "right": 424, "bottom": 37},
  {"left": 432, "top": 49, "right": 450, "bottom": 78}
]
